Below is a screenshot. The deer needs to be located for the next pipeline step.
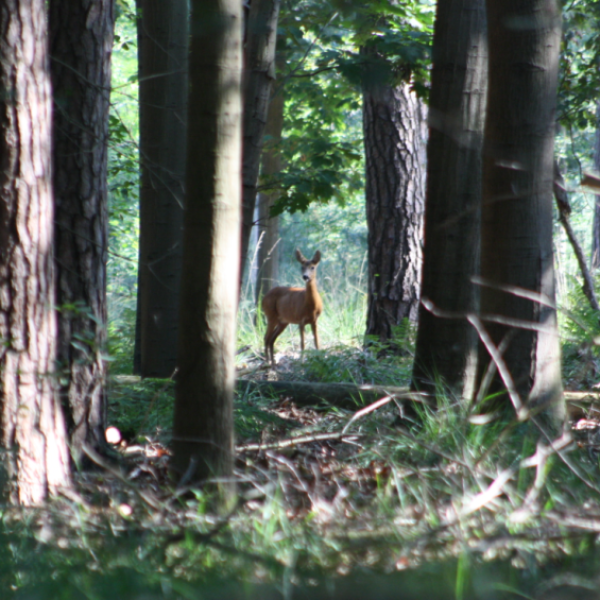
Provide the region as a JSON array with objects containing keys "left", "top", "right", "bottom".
[{"left": 262, "top": 249, "right": 323, "bottom": 365}]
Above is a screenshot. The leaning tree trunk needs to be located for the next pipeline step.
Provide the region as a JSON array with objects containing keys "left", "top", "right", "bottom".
[
  {"left": 171, "top": 0, "right": 242, "bottom": 503},
  {"left": 49, "top": 0, "right": 114, "bottom": 464},
  {"left": 134, "top": 0, "right": 188, "bottom": 377},
  {"left": 255, "top": 79, "right": 284, "bottom": 305},
  {"left": 240, "top": 0, "right": 280, "bottom": 287},
  {"left": 0, "top": 0, "right": 71, "bottom": 504},
  {"left": 411, "top": 0, "right": 487, "bottom": 400},
  {"left": 479, "top": 0, "right": 564, "bottom": 427},
  {"left": 591, "top": 102, "right": 600, "bottom": 269},
  {"left": 363, "top": 76, "right": 426, "bottom": 350}
]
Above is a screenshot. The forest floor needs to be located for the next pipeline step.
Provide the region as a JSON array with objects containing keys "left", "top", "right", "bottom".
[{"left": 5, "top": 348, "right": 600, "bottom": 598}]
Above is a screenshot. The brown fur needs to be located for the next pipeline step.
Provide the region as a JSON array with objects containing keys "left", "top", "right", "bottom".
[{"left": 262, "top": 249, "right": 323, "bottom": 365}]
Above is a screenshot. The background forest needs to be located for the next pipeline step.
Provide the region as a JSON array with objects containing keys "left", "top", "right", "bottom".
[{"left": 4, "top": 0, "right": 600, "bottom": 598}]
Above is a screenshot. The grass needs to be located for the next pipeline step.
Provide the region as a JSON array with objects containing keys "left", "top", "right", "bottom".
[
  {"left": 5, "top": 362, "right": 600, "bottom": 598},
  {"left": 51, "top": 232, "right": 600, "bottom": 599}
]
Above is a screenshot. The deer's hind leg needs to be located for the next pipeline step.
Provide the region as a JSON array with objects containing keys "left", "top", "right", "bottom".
[{"left": 265, "top": 321, "right": 288, "bottom": 364}]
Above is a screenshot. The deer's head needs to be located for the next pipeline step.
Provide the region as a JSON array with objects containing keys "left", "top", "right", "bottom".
[{"left": 296, "top": 249, "right": 321, "bottom": 283}]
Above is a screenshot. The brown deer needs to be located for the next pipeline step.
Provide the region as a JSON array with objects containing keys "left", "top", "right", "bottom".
[{"left": 262, "top": 249, "right": 323, "bottom": 365}]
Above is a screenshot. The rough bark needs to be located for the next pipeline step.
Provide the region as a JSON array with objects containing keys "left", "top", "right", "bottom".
[
  {"left": 49, "top": 0, "right": 114, "bottom": 464},
  {"left": 171, "top": 0, "right": 242, "bottom": 500},
  {"left": 411, "top": 0, "right": 488, "bottom": 400},
  {"left": 591, "top": 102, "right": 600, "bottom": 269},
  {"left": 240, "top": 0, "right": 280, "bottom": 286},
  {"left": 479, "top": 0, "right": 564, "bottom": 427},
  {"left": 363, "top": 77, "right": 426, "bottom": 349},
  {"left": 134, "top": 0, "right": 188, "bottom": 377},
  {"left": 0, "top": 0, "right": 71, "bottom": 504},
  {"left": 255, "top": 81, "right": 284, "bottom": 305}
]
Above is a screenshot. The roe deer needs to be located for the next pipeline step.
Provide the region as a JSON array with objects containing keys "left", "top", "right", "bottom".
[{"left": 262, "top": 249, "right": 323, "bottom": 365}]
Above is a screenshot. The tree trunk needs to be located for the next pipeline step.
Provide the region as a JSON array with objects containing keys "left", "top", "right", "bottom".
[
  {"left": 134, "top": 0, "right": 188, "bottom": 377},
  {"left": 255, "top": 81, "right": 284, "bottom": 305},
  {"left": 240, "top": 0, "right": 281, "bottom": 287},
  {"left": 49, "top": 0, "right": 114, "bottom": 464},
  {"left": 411, "top": 0, "right": 487, "bottom": 399},
  {"left": 0, "top": 0, "right": 71, "bottom": 504},
  {"left": 363, "top": 76, "right": 426, "bottom": 350},
  {"left": 171, "top": 0, "right": 242, "bottom": 501},
  {"left": 479, "top": 0, "right": 564, "bottom": 427},
  {"left": 591, "top": 102, "right": 600, "bottom": 269}
]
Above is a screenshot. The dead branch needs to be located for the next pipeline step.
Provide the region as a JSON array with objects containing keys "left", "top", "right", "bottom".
[{"left": 554, "top": 160, "right": 600, "bottom": 315}]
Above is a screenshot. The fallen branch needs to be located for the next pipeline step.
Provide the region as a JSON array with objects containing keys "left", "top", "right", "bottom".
[
  {"left": 237, "top": 432, "right": 360, "bottom": 452},
  {"left": 237, "top": 379, "right": 431, "bottom": 409}
]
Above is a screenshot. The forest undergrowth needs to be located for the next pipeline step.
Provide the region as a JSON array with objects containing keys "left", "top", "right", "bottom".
[{"left": 7, "top": 313, "right": 600, "bottom": 598}]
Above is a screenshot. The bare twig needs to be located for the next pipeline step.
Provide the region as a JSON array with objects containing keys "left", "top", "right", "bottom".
[{"left": 237, "top": 432, "right": 360, "bottom": 452}]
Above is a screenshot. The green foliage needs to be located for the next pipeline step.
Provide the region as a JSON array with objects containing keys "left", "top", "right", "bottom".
[
  {"left": 285, "top": 343, "right": 412, "bottom": 386},
  {"left": 559, "top": 275, "right": 600, "bottom": 389},
  {"left": 266, "top": 0, "right": 434, "bottom": 215},
  {"left": 107, "top": 378, "right": 174, "bottom": 442},
  {"left": 559, "top": 0, "right": 600, "bottom": 129},
  {"left": 107, "top": 1, "right": 140, "bottom": 374}
]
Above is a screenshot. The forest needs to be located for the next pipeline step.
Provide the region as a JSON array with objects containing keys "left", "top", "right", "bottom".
[{"left": 2, "top": 0, "right": 600, "bottom": 597}]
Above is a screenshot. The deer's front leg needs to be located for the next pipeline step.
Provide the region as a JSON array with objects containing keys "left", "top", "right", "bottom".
[{"left": 311, "top": 322, "right": 319, "bottom": 350}]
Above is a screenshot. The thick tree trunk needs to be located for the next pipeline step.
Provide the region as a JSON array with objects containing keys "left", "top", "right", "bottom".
[
  {"left": 134, "top": 0, "right": 188, "bottom": 377},
  {"left": 0, "top": 0, "right": 71, "bottom": 504},
  {"left": 49, "top": 0, "right": 114, "bottom": 464},
  {"left": 171, "top": 0, "right": 242, "bottom": 500},
  {"left": 411, "top": 0, "right": 487, "bottom": 399},
  {"left": 240, "top": 0, "right": 280, "bottom": 287},
  {"left": 480, "top": 0, "right": 564, "bottom": 427},
  {"left": 363, "top": 78, "right": 426, "bottom": 349},
  {"left": 255, "top": 82, "right": 284, "bottom": 305},
  {"left": 591, "top": 102, "right": 600, "bottom": 269}
]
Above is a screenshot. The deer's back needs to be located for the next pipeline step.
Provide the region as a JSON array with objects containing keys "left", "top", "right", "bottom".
[{"left": 262, "top": 286, "right": 321, "bottom": 325}]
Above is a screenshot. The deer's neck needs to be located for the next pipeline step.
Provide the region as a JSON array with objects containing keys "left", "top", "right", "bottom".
[{"left": 304, "top": 278, "right": 320, "bottom": 306}]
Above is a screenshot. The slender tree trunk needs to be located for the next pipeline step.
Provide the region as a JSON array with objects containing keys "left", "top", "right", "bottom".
[
  {"left": 363, "top": 77, "right": 426, "bottom": 349},
  {"left": 49, "top": 0, "right": 114, "bottom": 464},
  {"left": 171, "top": 0, "right": 242, "bottom": 502},
  {"left": 0, "top": 0, "right": 71, "bottom": 504},
  {"left": 240, "top": 0, "right": 280, "bottom": 287},
  {"left": 255, "top": 82, "right": 284, "bottom": 304},
  {"left": 411, "top": 0, "right": 487, "bottom": 399},
  {"left": 591, "top": 102, "right": 600, "bottom": 269},
  {"left": 479, "top": 0, "right": 564, "bottom": 427},
  {"left": 134, "top": 0, "right": 188, "bottom": 377}
]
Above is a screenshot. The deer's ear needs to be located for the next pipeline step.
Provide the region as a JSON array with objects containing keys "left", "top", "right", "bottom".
[
  {"left": 295, "top": 249, "right": 306, "bottom": 263},
  {"left": 312, "top": 251, "right": 321, "bottom": 264}
]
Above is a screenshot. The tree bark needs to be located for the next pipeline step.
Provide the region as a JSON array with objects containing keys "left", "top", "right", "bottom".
[
  {"left": 479, "top": 0, "right": 564, "bottom": 427},
  {"left": 255, "top": 79, "right": 284, "bottom": 305},
  {"left": 134, "top": 0, "right": 188, "bottom": 378},
  {"left": 240, "top": 0, "right": 280, "bottom": 287},
  {"left": 411, "top": 0, "right": 487, "bottom": 399},
  {"left": 49, "top": 0, "right": 114, "bottom": 464},
  {"left": 591, "top": 102, "right": 600, "bottom": 269},
  {"left": 0, "top": 0, "right": 71, "bottom": 504},
  {"left": 171, "top": 0, "right": 242, "bottom": 501},
  {"left": 363, "top": 76, "right": 426, "bottom": 349}
]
